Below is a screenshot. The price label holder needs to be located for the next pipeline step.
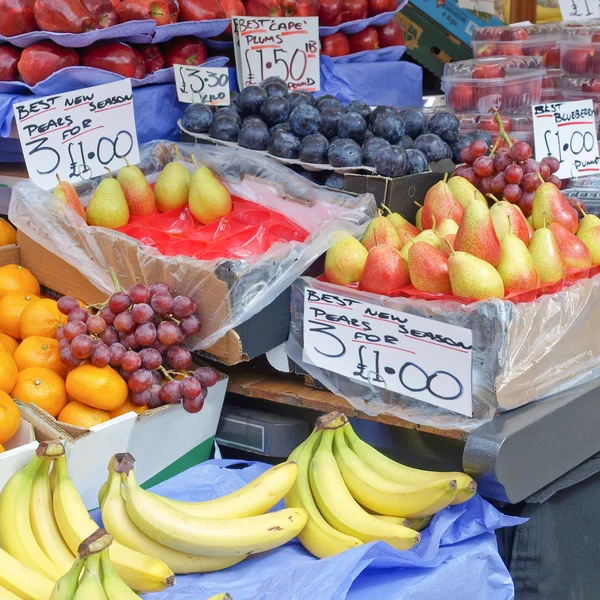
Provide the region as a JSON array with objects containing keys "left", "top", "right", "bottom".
[
  {"left": 532, "top": 99, "right": 600, "bottom": 179},
  {"left": 303, "top": 287, "right": 474, "bottom": 417},
  {"left": 174, "top": 65, "right": 230, "bottom": 106},
  {"left": 558, "top": 0, "right": 600, "bottom": 20},
  {"left": 232, "top": 17, "right": 320, "bottom": 92},
  {"left": 13, "top": 79, "right": 140, "bottom": 190}
]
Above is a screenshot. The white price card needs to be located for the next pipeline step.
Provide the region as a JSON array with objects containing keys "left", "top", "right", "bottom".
[
  {"left": 174, "top": 65, "right": 231, "bottom": 105},
  {"left": 457, "top": 0, "right": 495, "bottom": 15},
  {"left": 232, "top": 17, "right": 320, "bottom": 92},
  {"left": 13, "top": 80, "right": 139, "bottom": 191},
  {"left": 303, "top": 287, "right": 474, "bottom": 417},
  {"left": 558, "top": 0, "right": 600, "bottom": 20},
  {"left": 532, "top": 99, "right": 600, "bottom": 179}
]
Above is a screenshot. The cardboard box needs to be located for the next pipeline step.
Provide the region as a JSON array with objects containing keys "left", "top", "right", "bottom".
[{"left": 0, "top": 419, "right": 36, "bottom": 491}]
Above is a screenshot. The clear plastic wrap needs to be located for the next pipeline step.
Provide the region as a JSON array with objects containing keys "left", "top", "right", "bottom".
[
  {"left": 286, "top": 276, "right": 600, "bottom": 432},
  {"left": 9, "top": 141, "right": 376, "bottom": 351}
]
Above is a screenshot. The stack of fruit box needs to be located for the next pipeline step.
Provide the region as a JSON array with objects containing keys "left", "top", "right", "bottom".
[{"left": 0, "top": 237, "right": 228, "bottom": 510}]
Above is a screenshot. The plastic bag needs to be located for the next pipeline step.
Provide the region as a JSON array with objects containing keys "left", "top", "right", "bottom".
[
  {"left": 9, "top": 141, "right": 376, "bottom": 351},
  {"left": 286, "top": 275, "right": 600, "bottom": 431}
]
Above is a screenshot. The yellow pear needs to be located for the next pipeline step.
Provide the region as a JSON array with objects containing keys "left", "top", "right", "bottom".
[
  {"left": 154, "top": 147, "right": 192, "bottom": 213},
  {"left": 448, "top": 251, "right": 504, "bottom": 300},
  {"left": 86, "top": 168, "right": 129, "bottom": 229},
  {"left": 188, "top": 156, "right": 232, "bottom": 225},
  {"left": 324, "top": 236, "right": 368, "bottom": 284}
]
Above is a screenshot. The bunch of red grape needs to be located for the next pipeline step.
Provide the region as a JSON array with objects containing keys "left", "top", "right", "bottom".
[
  {"left": 56, "top": 283, "right": 219, "bottom": 414},
  {"left": 454, "top": 138, "right": 563, "bottom": 217}
]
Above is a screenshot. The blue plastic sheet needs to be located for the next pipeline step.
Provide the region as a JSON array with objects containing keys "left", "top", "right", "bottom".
[
  {"left": 319, "top": 0, "right": 408, "bottom": 35},
  {"left": 330, "top": 46, "right": 406, "bottom": 64},
  {"left": 90, "top": 459, "right": 524, "bottom": 600},
  {"left": 152, "top": 20, "right": 231, "bottom": 44}
]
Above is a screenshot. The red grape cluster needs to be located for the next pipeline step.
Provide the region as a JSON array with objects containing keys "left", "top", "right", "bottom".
[
  {"left": 56, "top": 283, "right": 219, "bottom": 414},
  {"left": 455, "top": 138, "right": 562, "bottom": 216}
]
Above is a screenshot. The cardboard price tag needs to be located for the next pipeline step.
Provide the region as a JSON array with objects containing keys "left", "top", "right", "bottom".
[
  {"left": 532, "top": 99, "right": 600, "bottom": 179},
  {"left": 13, "top": 80, "right": 140, "bottom": 191},
  {"left": 302, "top": 287, "right": 474, "bottom": 417},
  {"left": 174, "top": 65, "right": 231, "bottom": 105},
  {"left": 558, "top": 0, "right": 600, "bottom": 20},
  {"left": 232, "top": 17, "right": 320, "bottom": 92}
]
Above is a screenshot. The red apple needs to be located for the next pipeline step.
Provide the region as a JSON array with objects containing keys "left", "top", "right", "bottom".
[
  {"left": 500, "top": 44, "right": 524, "bottom": 56},
  {"left": 283, "top": 0, "right": 319, "bottom": 17},
  {"left": 244, "top": 0, "right": 284, "bottom": 15},
  {"left": 341, "top": 0, "right": 367, "bottom": 21},
  {"left": 82, "top": 0, "right": 118, "bottom": 27},
  {"left": 500, "top": 27, "right": 528, "bottom": 41},
  {"left": 220, "top": 0, "right": 244, "bottom": 37},
  {"left": 34, "top": 0, "right": 96, "bottom": 33},
  {"left": 137, "top": 44, "right": 164, "bottom": 73},
  {"left": 116, "top": 0, "right": 171, "bottom": 25},
  {"left": 0, "top": 0, "right": 37, "bottom": 37},
  {"left": 0, "top": 45, "right": 20, "bottom": 81},
  {"left": 163, "top": 36, "right": 207, "bottom": 66},
  {"left": 472, "top": 63, "right": 505, "bottom": 78},
  {"left": 319, "top": 0, "right": 342, "bottom": 26},
  {"left": 166, "top": 0, "right": 178, "bottom": 20},
  {"left": 17, "top": 41, "right": 79, "bottom": 86},
  {"left": 320, "top": 32, "right": 349, "bottom": 57},
  {"left": 178, "top": 0, "right": 225, "bottom": 20},
  {"left": 544, "top": 46, "right": 560, "bottom": 68},
  {"left": 348, "top": 26, "right": 378, "bottom": 53},
  {"left": 562, "top": 47, "right": 592, "bottom": 74},
  {"left": 81, "top": 41, "right": 146, "bottom": 78},
  {"left": 367, "top": 0, "right": 395, "bottom": 16},
  {"left": 448, "top": 83, "right": 474, "bottom": 112},
  {"left": 375, "top": 20, "right": 404, "bottom": 47}
]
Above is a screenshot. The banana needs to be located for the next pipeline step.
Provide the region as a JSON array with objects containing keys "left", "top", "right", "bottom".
[
  {"left": 99, "top": 461, "right": 299, "bottom": 520},
  {"left": 51, "top": 455, "right": 175, "bottom": 593},
  {"left": 101, "top": 468, "right": 245, "bottom": 574},
  {"left": 118, "top": 454, "right": 308, "bottom": 558},
  {"left": 309, "top": 429, "right": 420, "bottom": 551},
  {"left": 99, "top": 550, "right": 142, "bottom": 600},
  {"left": 0, "top": 546, "right": 55, "bottom": 600},
  {"left": 31, "top": 457, "right": 76, "bottom": 575},
  {"left": 333, "top": 428, "right": 457, "bottom": 518},
  {"left": 344, "top": 424, "right": 477, "bottom": 505},
  {"left": 285, "top": 432, "right": 362, "bottom": 558},
  {"left": 73, "top": 554, "right": 106, "bottom": 600},
  {"left": 0, "top": 447, "right": 62, "bottom": 580},
  {"left": 0, "top": 586, "right": 21, "bottom": 600},
  {"left": 50, "top": 557, "right": 85, "bottom": 600},
  {"left": 207, "top": 595, "right": 233, "bottom": 600},
  {"left": 407, "top": 516, "right": 432, "bottom": 532}
]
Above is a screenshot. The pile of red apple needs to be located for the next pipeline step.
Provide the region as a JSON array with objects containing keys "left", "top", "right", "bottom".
[
  {"left": 0, "top": 36, "right": 210, "bottom": 85},
  {"left": 321, "top": 20, "right": 403, "bottom": 57}
]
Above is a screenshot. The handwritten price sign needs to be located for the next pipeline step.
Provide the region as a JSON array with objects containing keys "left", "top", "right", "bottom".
[
  {"left": 532, "top": 99, "right": 600, "bottom": 179},
  {"left": 232, "top": 17, "right": 320, "bottom": 92},
  {"left": 558, "top": 0, "right": 600, "bottom": 20},
  {"left": 303, "top": 287, "right": 474, "bottom": 417},
  {"left": 174, "top": 65, "right": 231, "bottom": 105},
  {"left": 13, "top": 80, "right": 140, "bottom": 190}
]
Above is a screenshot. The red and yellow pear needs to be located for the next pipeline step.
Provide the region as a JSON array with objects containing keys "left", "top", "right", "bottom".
[
  {"left": 382, "top": 205, "right": 419, "bottom": 248},
  {"left": 407, "top": 241, "right": 451, "bottom": 294},
  {"left": 421, "top": 174, "right": 463, "bottom": 230},
  {"left": 496, "top": 220, "right": 540, "bottom": 291},
  {"left": 324, "top": 235, "right": 368, "bottom": 285},
  {"left": 575, "top": 208, "right": 600, "bottom": 265},
  {"left": 448, "top": 250, "right": 504, "bottom": 301},
  {"left": 528, "top": 216, "right": 567, "bottom": 285},
  {"left": 549, "top": 222, "right": 591, "bottom": 269},
  {"left": 360, "top": 244, "right": 410, "bottom": 294},
  {"left": 53, "top": 175, "right": 87, "bottom": 222},
  {"left": 489, "top": 194, "right": 531, "bottom": 246},
  {"left": 531, "top": 181, "right": 578, "bottom": 234},
  {"left": 361, "top": 215, "right": 401, "bottom": 251}
]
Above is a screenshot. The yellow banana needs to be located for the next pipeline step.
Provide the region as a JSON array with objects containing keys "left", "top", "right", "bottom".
[
  {"left": 73, "top": 554, "right": 106, "bottom": 600},
  {"left": 99, "top": 550, "right": 142, "bottom": 600},
  {"left": 50, "top": 557, "right": 85, "bottom": 600},
  {"left": 344, "top": 425, "right": 476, "bottom": 505},
  {"left": 333, "top": 428, "right": 457, "bottom": 518},
  {"left": 99, "top": 461, "right": 299, "bottom": 520},
  {"left": 309, "top": 430, "right": 420, "bottom": 551},
  {"left": 119, "top": 454, "right": 308, "bottom": 558},
  {"left": 31, "top": 456, "right": 76, "bottom": 575},
  {"left": 101, "top": 468, "right": 244, "bottom": 574},
  {"left": 0, "top": 586, "right": 20, "bottom": 600},
  {"left": 408, "top": 516, "right": 432, "bottom": 532},
  {"left": 285, "top": 432, "right": 362, "bottom": 558},
  {"left": 207, "top": 595, "right": 233, "bottom": 600},
  {"left": 0, "top": 448, "right": 62, "bottom": 581},
  {"left": 51, "top": 455, "right": 175, "bottom": 593},
  {"left": 0, "top": 546, "right": 54, "bottom": 600}
]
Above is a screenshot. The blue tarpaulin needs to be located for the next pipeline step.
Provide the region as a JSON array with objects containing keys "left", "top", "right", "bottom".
[{"left": 91, "top": 459, "right": 524, "bottom": 600}]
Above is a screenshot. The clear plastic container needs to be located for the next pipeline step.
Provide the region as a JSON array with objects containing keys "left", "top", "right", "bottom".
[
  {"left": 472, "top": 23, "right": 561, "bottom": 68},
  {"left": 561, "top": 77, "right": 600, "bottom": 134},
  {"left": 442, "top": 56, "right": 545, "bottom": 114},
  {"left": 560, "top": 25, "right": 600, "bottom": 75},
  {"left": 459, "top": 113, "right": 533, "bottom": 146}
]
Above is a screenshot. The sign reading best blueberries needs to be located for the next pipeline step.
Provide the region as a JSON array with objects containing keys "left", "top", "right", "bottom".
[
  {"left": 232, "top": 17, "right": 320, "bottom": 92},
  {"left": 303, "top": 287, "right": 474, "bottom": 417},
  {"left": 14, "top": 80, "right": 139, "bottom": 190}
]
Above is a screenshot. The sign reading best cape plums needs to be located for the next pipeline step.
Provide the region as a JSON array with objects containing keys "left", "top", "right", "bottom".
[
  {"left": 14, "top": 80, "right": 140, "bottom": 190},
  {"left": 303, "top": 287, "right": 474, "bottom": 417}
]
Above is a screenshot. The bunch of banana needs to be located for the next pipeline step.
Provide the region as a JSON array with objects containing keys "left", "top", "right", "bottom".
[
  {"left": 0, "top": 441, "right": 175, "bottom": 597},
  {"left": 50, "top": 528, "right": 145, "bottom": 600},
  {"left": 285, "top": 412, "right": 477, "bottom": 559},
  {"left": 98, "top": 453, "right": 307, "bottom": 572}
]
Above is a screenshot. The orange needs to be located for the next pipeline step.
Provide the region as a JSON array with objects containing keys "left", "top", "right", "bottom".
[
  {"left": 13, "top": 337, "right": 67, "bottom": 378},
  {"left": 0, "top": 390, "right": 19, "bottom": 443},
  {"left": 20, "top": 298, "right": 67, "bottom": 340},
  {"left": 0, "top": 352, "right": 18, "bottom": 394},
  {"left": 65, "top": 364, "right": 127, "bottom": 411},
  {"left": 11, "top": 367, "right": 67, "bottom": 417},
  {"left": 0, "top": 333, "right": 19, "bottom": 356},
  {"left": 0, "top": 292, "right": 40, "bottom": 339},
  {"left": 58, "top": 400, "right": 110, "bottom": 429},
  {"left": 0, "top": 265, "right": 40, "bottom": 300},
  {"left": 108, "top": 397, "right": 148, "bottom": 419},
  {"left": 0, "top": 218, "right": 16, "bottom": 247}
]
